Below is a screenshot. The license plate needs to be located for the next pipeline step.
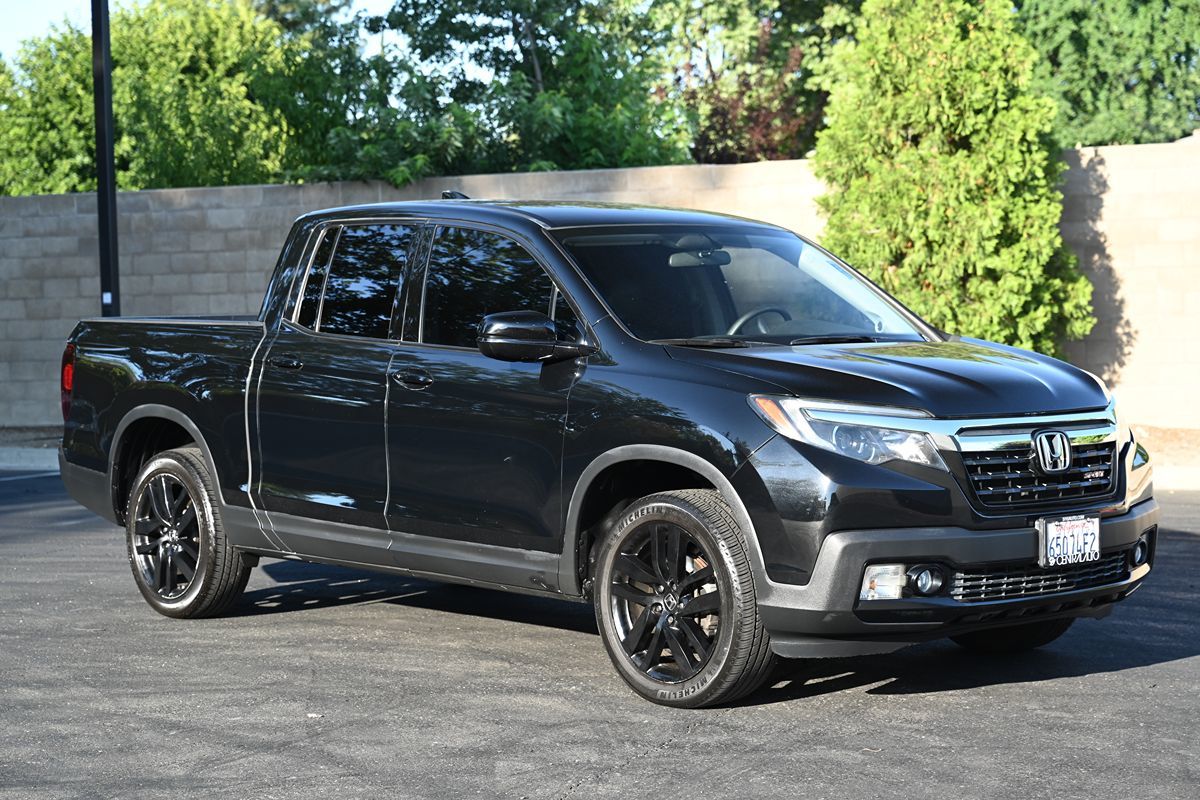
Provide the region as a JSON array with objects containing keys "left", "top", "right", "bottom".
[{"left": 1037, "top": 515, "right": 1101, "bottom": 568}]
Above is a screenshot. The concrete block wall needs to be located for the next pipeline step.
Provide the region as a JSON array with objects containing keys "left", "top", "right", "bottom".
[
  {"left": 1, "top": 139, "right": 1197, "bottom": 428},
  {"left": 1058, "top": 139, "right": 1200, "bottom": 429}
]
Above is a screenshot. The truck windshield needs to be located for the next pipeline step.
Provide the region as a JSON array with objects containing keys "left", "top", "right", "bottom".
[{"left": 554, "top": 225, "right": 928, "bottom": 344}]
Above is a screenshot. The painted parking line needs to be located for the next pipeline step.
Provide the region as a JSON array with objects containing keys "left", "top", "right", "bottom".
[{"left": 0, "top": 471, "right": 60, "bottom": 483}]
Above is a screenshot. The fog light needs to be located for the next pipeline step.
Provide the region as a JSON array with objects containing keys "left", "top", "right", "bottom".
[
  {"left": 909, "top": 565, "right": 944, "bottom": 596},
  {"left": 860, "top": 564, "right": 906, "bottom": 601},
  {"left": 1130, "top": 537, "right": 1150, "bottom": 568}
]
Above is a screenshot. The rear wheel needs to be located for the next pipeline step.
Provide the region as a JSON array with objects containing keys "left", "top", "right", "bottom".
[
  {"left": 125, "top": 447, "right": 252, "bottom": 618},
  {"left": 951, "top": 618, "right": 1074, "bottom": 654},
  {"left": 593, "top": 489, "right": 774, "bottom": 708}
]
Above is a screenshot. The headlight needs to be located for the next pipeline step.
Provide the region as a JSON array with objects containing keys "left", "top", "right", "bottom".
[{"left": 749, "top": 395, "right": 947, "bottom": 470}]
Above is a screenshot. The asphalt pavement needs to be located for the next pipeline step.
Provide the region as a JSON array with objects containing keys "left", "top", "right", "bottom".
[{"left": 1, "top": 472, "right": 1196, "bottom": 799}]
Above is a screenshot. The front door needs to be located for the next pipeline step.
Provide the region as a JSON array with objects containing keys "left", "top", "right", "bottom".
[
  {"left": 254, "top": 221, "right": 419, "bottom": 559},
  {"left": 385, "top": 224, "right": 581, "bottom": 552}
]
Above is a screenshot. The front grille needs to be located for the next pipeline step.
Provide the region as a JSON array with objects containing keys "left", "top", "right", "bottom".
[
  {"left": 950, "top": 552, "right": 1128, "bottom": 602},
  {"left": 962, "top": 441, "right": 1117, "bottom": 508}
]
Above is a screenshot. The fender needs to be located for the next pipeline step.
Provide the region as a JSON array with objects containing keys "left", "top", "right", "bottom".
[
  {"left": 557, "top": 444, "right": 771, "bottom": 596},
  {"left": 108, "top": 404, "right": 224, "bottom": 520}
]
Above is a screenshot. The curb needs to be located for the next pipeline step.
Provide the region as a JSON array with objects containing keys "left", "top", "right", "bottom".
[{"left": 0, "top": 447, "right": 60, "bottom": 472}]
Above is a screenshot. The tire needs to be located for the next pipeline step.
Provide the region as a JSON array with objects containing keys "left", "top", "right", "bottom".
[
  {"left": 951, "top": 618, "right": 1074, "bottom": 654},
  {"left": 125, "top": 447, "right": 252, "bottom": 618},
  {"left": 593, "top": 489, "right": 775, "bottom": 708}
]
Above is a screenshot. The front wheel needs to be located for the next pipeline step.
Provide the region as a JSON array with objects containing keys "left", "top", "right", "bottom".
[
  {"left": 951, "top": 618, "right": 1075, "bottom": 654},
  {"left": 125, "top": 447, "right": 252, "bottom": 618},
  {"left": 593, "top": 489, "right": 775, "bottom": 708}
]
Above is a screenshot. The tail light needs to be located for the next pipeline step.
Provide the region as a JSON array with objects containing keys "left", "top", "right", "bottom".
[{"left": 61, "top": 342, "right": 75, "bottom": 422}]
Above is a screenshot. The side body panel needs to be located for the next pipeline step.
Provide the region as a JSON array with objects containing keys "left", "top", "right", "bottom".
[
  {"left": 385, "top": 346, "right": 574, "bottom": 551},
  {"left": 254, "top": 324, "right": 395, "bottom": 530}
]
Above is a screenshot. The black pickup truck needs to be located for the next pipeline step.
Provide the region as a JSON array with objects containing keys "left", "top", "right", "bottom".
[{"left": 60, "top": 200, "right": 1159, "bottom": 707}]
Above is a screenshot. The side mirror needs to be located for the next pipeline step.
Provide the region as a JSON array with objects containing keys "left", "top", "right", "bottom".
[{"left": 477, "top": 310, "right": 595, "bottom": 363}]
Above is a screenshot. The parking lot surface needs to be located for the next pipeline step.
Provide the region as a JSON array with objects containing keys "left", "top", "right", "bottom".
[{"left": 1, "top": 472, "right": 1196, "bottom": 799}]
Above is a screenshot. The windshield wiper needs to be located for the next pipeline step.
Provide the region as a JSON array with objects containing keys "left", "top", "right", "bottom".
[
  {"left": 788, "top": 335, "right": 881, "bottom": 346},
  {"left": 650, "top": 337, "right": 777, "bottom": 349}
]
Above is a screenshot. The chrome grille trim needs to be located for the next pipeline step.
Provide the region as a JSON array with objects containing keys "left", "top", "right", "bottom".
[
  {"left": 950, "top": 552, "right": 1128, "bottom": 602},
  {"left": 961, "top": 440, "right": 1118, "bottom": 507}
]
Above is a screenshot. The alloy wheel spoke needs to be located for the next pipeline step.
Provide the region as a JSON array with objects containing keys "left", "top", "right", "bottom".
[
  {"left": 149, "top": 476, "right": 173, "bottom": 526},
  {"left": 635, "top": 626, "right": 665, "bottom": 671},
  {"left": 680, "top": 565, "right": 714, "bottom": 593},
  {"left": 662, "top": 624, "right": 698, "bottom": 678},
  {"left": 135, "top": 537, "right": 165, "bottom": 556},
  {"left": 171, "top": 486, "right": 189, "bottom": 516},
  {"left": 175, "top": 553, "right": 195, "bottom": 581},
  {"left": 176, "top": 501, "right": 197, "bottom": 534},
  {"left": 611, "top": 582, "right": 655, "bottom": 606},
  {"left": 134, "top": 517, "right": 161, "bottom": 537},
  {"left": 664, "top": 527, "right": 682, "bottom": 582},
  {"left": 178, "top": 539, "right": 199, "bottom": 560},
  {"left": 614, "top": 553, "right": 658, "bottom": 586},
  {"left": 155, "top": 550, "right": 169, "bottom": 592},
  {"left": 679, "top": 591, "right": 720, "bottom": 618},
  {"left": 651, "top": 526, "right": 669, "bottom": 582},
  {"left": 621, "top": 605, "right": 656, "bottom": 656},
  {"left": 679, "top": 617, "right": 712, "bottom": 661}
]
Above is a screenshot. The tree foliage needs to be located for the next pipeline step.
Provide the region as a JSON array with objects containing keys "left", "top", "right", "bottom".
[
  {"left": 4, "top": 0, "right": 1200, "bottom": 198},
  {"left": 1016, "top": 0, "right": 1200, "bottom": 147},
  {"left": 812, "top": 0, "right": 1094, "bottom": 356},
  {"left": 365, "top": 0, "right": 689, "bottom": 175},
  {"left": 0, "top": 0, "right": 291, "bottom": 194},
  {"left": 655, "top": 1, "right": 857, "bottom": 163}
]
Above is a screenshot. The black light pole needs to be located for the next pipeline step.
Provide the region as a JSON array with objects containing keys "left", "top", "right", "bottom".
[{"left": 91, "top": 0, "right": 120, "bottom": 317}]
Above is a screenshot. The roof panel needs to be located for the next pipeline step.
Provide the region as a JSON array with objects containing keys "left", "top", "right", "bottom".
[{"left": 297, "top": 199, "right": 781, "bottom": 231}]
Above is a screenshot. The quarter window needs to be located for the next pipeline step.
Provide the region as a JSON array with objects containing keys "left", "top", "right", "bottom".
[
  {"left": 314, "top": 224, "right": 417, "bottom": 339},
  {"left": 294, "top": 227, "right": 338, "bottom": 329},
  {"left": 421, "top": 226, "right": 572, "bottom": 348}
]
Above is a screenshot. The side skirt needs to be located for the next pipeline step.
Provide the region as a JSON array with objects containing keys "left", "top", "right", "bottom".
[{"left": 222, "top": 504, "right": 576, "bottom": 602}]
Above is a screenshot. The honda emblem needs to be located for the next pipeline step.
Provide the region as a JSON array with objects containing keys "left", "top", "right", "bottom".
[{"left": 1033, "top": 430, "right": 1072, "bottom": 473}]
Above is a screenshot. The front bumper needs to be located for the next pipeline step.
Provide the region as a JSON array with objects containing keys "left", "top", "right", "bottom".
[{"left": 758, "top": 497, "right": 1160, "bottom": 658}]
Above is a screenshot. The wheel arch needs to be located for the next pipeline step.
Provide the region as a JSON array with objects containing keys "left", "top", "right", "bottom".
[
  {"left": 558, "top": 445, "right": 767, "bottom": 596},
  {"left": 108, "top": 404, "right": 221, "bottom": 524}
]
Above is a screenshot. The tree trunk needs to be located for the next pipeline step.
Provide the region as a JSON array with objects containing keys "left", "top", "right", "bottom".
[{"left": 522, "top": 18, "right": 545, "bottom": 93}]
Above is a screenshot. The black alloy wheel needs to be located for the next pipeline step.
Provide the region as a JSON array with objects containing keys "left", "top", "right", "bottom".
[
  {"left": 594, "top": 489, "right": 775, "bottom": 708},
  {"left": 132, "top": 473, "right": 201, "bottom": 600},
  {"left": 125, "top": 447, "right": 252, "bottom": 618},
  {"left": 609, "top": 521, "right": 721, "bottom": 682}
]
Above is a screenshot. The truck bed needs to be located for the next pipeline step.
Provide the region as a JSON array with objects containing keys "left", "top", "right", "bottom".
[{"left": 62, "top": 315, "right": 267, "bottom": 511}]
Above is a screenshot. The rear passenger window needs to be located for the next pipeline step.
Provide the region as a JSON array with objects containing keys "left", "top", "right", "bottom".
[
  {"left": 421, "top": 226, "right": 561, "bottom": 348},
  {"left": 317, "top": 224, "right": 417, "bottom": 339}
]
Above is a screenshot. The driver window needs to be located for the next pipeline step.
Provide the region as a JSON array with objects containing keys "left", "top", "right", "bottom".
[{"left": 421, "top": 226, "right": 576, "bottom": 348}]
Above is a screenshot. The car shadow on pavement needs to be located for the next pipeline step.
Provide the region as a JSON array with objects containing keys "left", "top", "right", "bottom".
[
  {"left": 239, "top": 558, "right": 598, "bottom": 635},
  {"left": 240, "top": 532, "right": 1197, "bottom": 707}
]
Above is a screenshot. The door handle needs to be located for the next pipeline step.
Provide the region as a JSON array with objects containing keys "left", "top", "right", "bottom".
[
  {"left": 392, "top": 369, "right": 433, "bottom": 390},
  {"left": 268, "top": 356, "right": 303, "bottom": 370}
]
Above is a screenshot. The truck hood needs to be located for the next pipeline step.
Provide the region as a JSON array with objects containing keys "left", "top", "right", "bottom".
[{"left": 665, "top": 338, "right": 1109, "bottom": 418}]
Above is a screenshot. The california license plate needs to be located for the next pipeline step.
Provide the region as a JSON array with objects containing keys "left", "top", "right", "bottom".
[{"left": 1037, "top": 515, "right": 1101, "bottom": 568}]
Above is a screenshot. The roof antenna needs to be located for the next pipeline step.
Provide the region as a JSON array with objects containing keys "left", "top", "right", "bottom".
[{"left": 441, "top": 190, "right": 469, "bottom": 200}]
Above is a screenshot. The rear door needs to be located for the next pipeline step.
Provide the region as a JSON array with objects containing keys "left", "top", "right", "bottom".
[
  {"left": 254, "top": 221, "right": 418, "bottom": 559},
  {"left": 385, "top": 223, "right": 581, "bottom": 552}
]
